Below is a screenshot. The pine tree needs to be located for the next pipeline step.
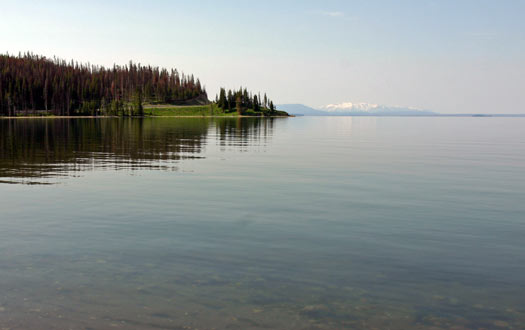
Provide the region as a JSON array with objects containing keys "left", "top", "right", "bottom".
[
  {"left": 134, "top": 88, "right": 144, "bottom": 116},
  {"left": 253, "top": 94, "right": 260, "bottom": 112},
  {"left": 227, "top": 90, "right": 234, "bottom": 112},
  {"left": 218, "top": 88, "right": 227, "bottom": 109},
  {"left": 236, "top": 94, "right": 243, "bottom": 115}
]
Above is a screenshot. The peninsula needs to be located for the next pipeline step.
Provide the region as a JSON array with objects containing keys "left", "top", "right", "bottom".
[{"left": 0, "top": 53, "right": 289, "bottom": 118}]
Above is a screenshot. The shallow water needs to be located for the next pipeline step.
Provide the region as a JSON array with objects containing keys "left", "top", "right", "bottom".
[{"left": 0, "top": 117, "right": 524, "bottom": 329}]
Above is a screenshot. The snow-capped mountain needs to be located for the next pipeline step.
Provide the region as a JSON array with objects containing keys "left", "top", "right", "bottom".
[
  {"left": 323, "top": 102, "right": 381, "bottom": 112},
  {"left": 321, "top": 102, "right": 433, "bottom": 115},
  {"left": 278, "top": 103, "right": 435, "bottom": 116}
]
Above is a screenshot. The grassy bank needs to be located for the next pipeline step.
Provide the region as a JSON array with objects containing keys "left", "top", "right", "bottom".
[
  {"left": 1, "top": 104, "right": 290, "bottom": 118},
  {"left": 144, "top": 104, "right": 289, "bottom": 117},
  {"left": 144, "top": 104, "right": 232, "bottom": 117}
]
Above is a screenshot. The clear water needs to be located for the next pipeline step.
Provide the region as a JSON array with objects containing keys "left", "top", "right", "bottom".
[{"left": 0, "top": 117, "right": 524, "bottom": 329}]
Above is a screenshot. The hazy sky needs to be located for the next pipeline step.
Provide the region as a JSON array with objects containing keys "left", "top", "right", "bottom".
[{"left": 1, "top": 0, "right": 524, "bottom": 113}]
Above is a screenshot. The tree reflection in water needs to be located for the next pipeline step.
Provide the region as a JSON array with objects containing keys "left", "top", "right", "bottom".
[{"left": 0, "top": 117, "right": 276, "bottom": 184}]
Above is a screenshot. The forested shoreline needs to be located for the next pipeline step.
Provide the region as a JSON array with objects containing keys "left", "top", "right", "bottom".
[
  {"left": 215, "top": 87, "right": 277, "bottom": 116},
  {"left": 0, "top": 53, "right": 287, "bottom": 117},
  {"left": 0, "top": 53, "right": 205, "bottom": 116}
]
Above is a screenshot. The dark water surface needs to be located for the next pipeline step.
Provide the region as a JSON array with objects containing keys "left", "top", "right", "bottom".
[{"left": 0, "top": 117, "right": 524, "bottom": 329}]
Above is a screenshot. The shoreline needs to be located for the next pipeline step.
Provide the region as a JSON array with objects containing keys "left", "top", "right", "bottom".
[{"left": 0, "top": 115, "right": 293, "bottom": 119}]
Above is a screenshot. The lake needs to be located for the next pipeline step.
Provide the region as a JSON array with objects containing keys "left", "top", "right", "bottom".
[{"left": 0, "top": 117, "right": 524, "bottom": 329}]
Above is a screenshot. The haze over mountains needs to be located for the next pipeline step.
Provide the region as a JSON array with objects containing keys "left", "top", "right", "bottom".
[{"left": 278, "top": 103, "right": 435, "bottom": 116}]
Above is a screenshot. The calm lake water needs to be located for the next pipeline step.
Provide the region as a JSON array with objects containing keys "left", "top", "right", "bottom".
[{"left": 0, "top": 117, "right": 524, "bottom": 329}]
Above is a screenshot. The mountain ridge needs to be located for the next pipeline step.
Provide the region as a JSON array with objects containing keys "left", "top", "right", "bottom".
[{"left": 278, "top": 103, "right": 435, "bottom": 116}]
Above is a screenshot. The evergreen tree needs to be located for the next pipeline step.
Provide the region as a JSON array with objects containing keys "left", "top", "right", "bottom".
[
  {"left": 134, "top": 88, "right": 144, "bottom": 116},
  {"left": 227, "top": 90, "right": 234, "bottom": 112},
  {"left": 253, "top": 94, "right": 260, "bottom": 112},
  {"left": 236, "top": 94, "right": 243, "bottom": 115},
  {"left": 218, "top": 88, "right": 227, "bottom": 109}
]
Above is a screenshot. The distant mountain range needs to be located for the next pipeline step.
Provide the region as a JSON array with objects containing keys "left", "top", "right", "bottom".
[
  {"left": 277, "top": 104, "right": 328, "bottom": 116},
  {"left": 278, "top": 103, "right": 435, "bottom": 116}
]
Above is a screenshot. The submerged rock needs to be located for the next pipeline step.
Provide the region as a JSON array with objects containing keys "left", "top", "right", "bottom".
[{"left": 301, "top": 305, "right": 332, "bottom": 319}]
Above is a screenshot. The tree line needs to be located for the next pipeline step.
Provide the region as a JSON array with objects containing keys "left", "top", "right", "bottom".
[
  {"left": 0, "top": 52, "right": 206, "bottom": 116},
  {"left": 216, "top": 87, "right": 275, "bottom": 115}
]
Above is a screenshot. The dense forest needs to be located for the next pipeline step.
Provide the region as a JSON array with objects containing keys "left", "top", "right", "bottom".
[{"left": 0, "top": 53, "right": 206, "bottom": 116}]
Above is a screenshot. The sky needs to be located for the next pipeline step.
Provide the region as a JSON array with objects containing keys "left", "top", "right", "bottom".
[{"left": 1, "top": 0, "right": 524, "bottom": 114}]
